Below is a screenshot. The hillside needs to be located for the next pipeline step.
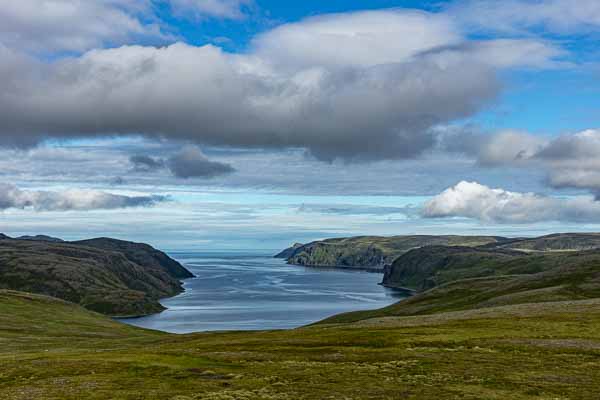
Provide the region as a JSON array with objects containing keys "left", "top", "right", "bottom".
[
  {"left": 0, "top": 236, "right": 193, "bottom": 317},
  {"left": 494, "top": 232, "right": 600, "bottom": 252},
  {"left": 3, "top": 289, "right": 600, "bottom": 398},
  {"left": 72, "top": 237, "right": 194, "bottom": 279},
  {"left": 381, "top": 245, "right": 526, "bottom": 290},
  {"left": 322, "top": 248, "right": 600, "bottom": 324},
  {"left": 279, "top": 235, "right": 506, "bottom": 270}
]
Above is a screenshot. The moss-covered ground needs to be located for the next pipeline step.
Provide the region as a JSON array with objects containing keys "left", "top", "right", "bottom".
[{"left": 2, "top": 290, "right": 600, "bottom": 399}]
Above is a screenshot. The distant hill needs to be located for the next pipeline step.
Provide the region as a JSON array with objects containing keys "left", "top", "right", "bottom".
[
  {"left": 278, "top": 233, "right": 600, "bottom": 272},
  {"left": 16, "top": 234, "right": 64, "bottom": 242},
  {"left": 72, "top": 237, "right": 194, "bottom": 279},
  {"left": 278, "top": 235, "right": 508, "bottom": 271},
  {"left": 0, "top": 236, "right": 193, "bottom": 317},
  {"left": 493, "top": 233, "right": 600, "bottom": 252}
]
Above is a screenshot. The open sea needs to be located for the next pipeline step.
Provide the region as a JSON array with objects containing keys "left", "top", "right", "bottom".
[{"left": 120, "top": 251, "right": 405, "bottom": 333}]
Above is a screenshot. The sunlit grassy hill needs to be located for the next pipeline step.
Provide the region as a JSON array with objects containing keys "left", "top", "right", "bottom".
[{"left": 2, "top": 289, "right": 600, "bottom": 399}]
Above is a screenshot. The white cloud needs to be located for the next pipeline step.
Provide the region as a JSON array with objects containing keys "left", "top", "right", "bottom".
[
  {"left": 253, "top": 10, "right": 462, "bottom": 69},
  {"left": 0, "top": 0, "right": 165, "bottom": 53},
  {"left": 254, "top": 10, "right": 563, "bottom": 70},
  {"left": 0, "top": 184, "right": 167, "bottom": 211},
  {"left": 0, "top": 0, "right": 254, "bottom": 54},
  {"left": 423, "top": 181, "right": 600, "bottom": 223}
]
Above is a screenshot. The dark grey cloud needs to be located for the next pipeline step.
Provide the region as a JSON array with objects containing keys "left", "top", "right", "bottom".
[
  {"left": 534, "top": 130, "right": 600, "bottom": 161},
  {"left": 167, "top": 146, "right": 235, "bottom": 178},
  {"left": 129, "top": 146, "right": 235, "bottom": 179},
  {"left": 0, "top": 43, "right": 498, "bottom": 162},
  {"left": 110, "top": 176, "right": 127, "bottom": 186},
  {"left": 439, "top": 127, "right": 545, "bottom": 167},
  {"left": 130, "top": 154, "right": 166, "bottom": 171},
  {"left": 0, "top": 183, "right": 167, "bottom": 211},
  {"left": 0, "top": 10, "right": 561, "bottom": 162}
]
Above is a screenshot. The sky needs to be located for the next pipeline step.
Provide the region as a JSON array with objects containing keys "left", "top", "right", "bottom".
[{"left": 1, "top": 0, "right": 600, "bottom": 250}]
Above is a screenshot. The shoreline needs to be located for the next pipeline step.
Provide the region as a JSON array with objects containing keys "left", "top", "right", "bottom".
[
  {"left": 378, "top": 282, "right": 417, "bottom": 295},
  {"left": 286, "top": 262, "right": 385, "bottom": 273},
  {"left": 114, "top": 277, "right": 195, "bottom": 320}
]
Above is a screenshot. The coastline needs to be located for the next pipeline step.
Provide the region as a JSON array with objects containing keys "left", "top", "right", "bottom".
[
  {"left": 285, "top": 262, "right": 385, "bottom": 273},
  {"left": 378, "top": 282, "right": 417, "bottom": 295},
  {"left": 114, "top": 277, "right": 195, "bottom": 320}
]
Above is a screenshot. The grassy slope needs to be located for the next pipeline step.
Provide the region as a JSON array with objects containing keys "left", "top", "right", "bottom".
[
  {"left": 285, "top": 235, "right": 505, "bottom": 268},
  {"left": 2, "top": 290, "right": 600, "bottom": 399},
  {"left": 323, "top": 249, "right": 600, "bottom": 324},
  {"left": 0, "top": 239, "right": 190, "bottom": 317},
  {"left": 496, "top": 233, "right": 600, "bottom": 252},
  {"left": 381, "top": 245, "right": 525, "bottom": 290}
]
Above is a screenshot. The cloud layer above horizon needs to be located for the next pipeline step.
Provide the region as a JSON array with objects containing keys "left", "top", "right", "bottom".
[
  {"left": 0, "top": 184, "right": 167, "bottom": 212},
  {"left": 1, "top": 0, "right": 600, "bottom": 244}
]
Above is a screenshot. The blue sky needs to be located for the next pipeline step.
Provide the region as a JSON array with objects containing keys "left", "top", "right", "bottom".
[{"left": 1, "top": 0, "right": 600, "bottom": 249}]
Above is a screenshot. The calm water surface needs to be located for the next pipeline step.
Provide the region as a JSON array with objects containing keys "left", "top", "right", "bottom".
[{"left": 120, "top": 251, "right": 405, "bottom": 333}]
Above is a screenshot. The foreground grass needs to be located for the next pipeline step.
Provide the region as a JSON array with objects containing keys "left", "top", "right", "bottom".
[{"left": 2, "top": 290, "right": 600, "bottom": 399}]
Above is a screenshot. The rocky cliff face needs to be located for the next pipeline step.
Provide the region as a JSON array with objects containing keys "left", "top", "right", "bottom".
[
  {"left": 0, "top": 236, "right": 194, "bottom": 317},
  {"left": 287, "top": 241, "right": 388, "bottom": 270}
]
